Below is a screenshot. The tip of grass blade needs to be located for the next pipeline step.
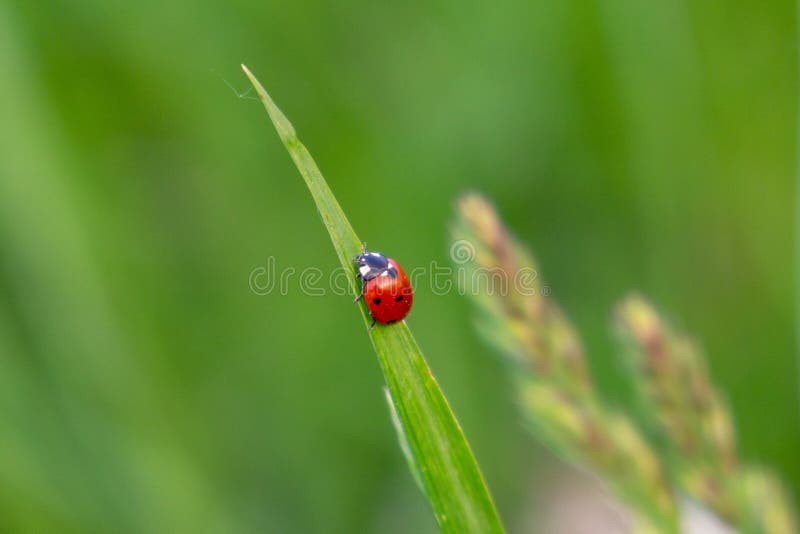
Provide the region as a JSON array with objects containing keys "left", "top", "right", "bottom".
[{"left": 241, "top": 64, "right": 297, "bottom": 143}]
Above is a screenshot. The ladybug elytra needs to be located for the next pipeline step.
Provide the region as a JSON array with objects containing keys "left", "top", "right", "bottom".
[{"left": 354, "top": 244, "right": 413, "bottom": 328}]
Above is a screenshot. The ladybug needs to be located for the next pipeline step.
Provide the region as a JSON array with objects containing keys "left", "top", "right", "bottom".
[{"left": 354, "top": 244, "right": 413, "bottom": 328}]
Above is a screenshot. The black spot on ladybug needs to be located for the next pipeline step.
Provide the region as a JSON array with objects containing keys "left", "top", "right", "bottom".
[
  {"left": 373, "top": 298, "right": 382, "bottom": 305},
  {"left": 387, "top": 320, "right": 397, "bottom": 324},
  {"left": 395, "top": 295, "right": 403, "bottom": 302}
]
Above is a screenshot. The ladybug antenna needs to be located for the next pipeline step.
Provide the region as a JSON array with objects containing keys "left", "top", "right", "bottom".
[{"left": 354, "top": 241, "right": 368, "bottom": 263}]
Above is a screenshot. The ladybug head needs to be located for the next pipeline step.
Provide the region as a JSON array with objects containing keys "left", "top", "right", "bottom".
[{"left": 355, "top": 250, "right": 397, "bottom": 281}]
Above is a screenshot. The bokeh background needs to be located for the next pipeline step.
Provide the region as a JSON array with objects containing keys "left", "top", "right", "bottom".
[{"left": 0, "top": 1, "right": 797, "bottom": 532}]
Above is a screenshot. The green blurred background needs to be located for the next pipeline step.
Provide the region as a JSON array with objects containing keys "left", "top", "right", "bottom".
[{"left": 0, "top": 1, "right": 797, "bottom": 531}]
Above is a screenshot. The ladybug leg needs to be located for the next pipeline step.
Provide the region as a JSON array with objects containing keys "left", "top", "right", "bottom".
[
  {"left": 353, "top": 284, "right": 365, "bottom": 303},
  {"left": 369, "top": 318, "right": 377, "bottom": 330}
]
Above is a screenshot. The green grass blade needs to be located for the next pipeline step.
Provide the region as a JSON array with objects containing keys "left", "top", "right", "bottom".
[
  {"left": 242, "top": 65, "right": 505, "bottom": 534},
  {"left": 383, "top": 387, "right": 425, "bottom": 493}
]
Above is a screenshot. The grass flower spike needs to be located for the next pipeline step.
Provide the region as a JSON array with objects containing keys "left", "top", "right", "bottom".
[{"left": 452, "top": 193, "right": 677, "bottom": 533}]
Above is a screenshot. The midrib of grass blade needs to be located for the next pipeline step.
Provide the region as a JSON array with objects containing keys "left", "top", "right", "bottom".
[{"left": 242, "top": 64, "right": 504, "bottom": 534}]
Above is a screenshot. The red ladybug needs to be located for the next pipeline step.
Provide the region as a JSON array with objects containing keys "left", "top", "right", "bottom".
[{"left": 354, "top": 244, "right": 413, "bottom": 328}]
